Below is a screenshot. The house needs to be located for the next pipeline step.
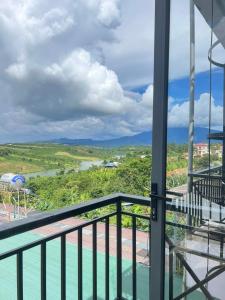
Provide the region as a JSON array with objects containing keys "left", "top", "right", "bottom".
[
  {"left": 104, "top": 161, "right": 119, "bottom": 168},
  {"left": 213, "top": 145, "right": 223, "bottom": 158},
  {"left": 194, "top": 143, "right": 208, "bottom": 157}
]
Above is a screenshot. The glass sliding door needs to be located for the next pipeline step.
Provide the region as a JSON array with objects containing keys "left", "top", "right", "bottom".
[{"left": 164, "top": 0, "right": 225, "bottom": 299}]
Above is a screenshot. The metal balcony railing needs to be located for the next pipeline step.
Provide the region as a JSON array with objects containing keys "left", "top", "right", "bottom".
[
  {"left": 1, "top": 191, "right": 225, "bottom": 300},
  {"left": 189, "top": 165, "right": 224, "bottom": 205},
  {"left": 0, "top": 193, "right": 152, "bottom": 300},
  {"left": 193, "top": 177, "right": 223, "bottom": 204},
  {"left": 190, "top": 165, "right": 223, "bottom": 178}
]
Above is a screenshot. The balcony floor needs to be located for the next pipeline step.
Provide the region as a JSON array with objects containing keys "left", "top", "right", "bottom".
[{"left": 0, "top": 217, "right": 207, "bottom": 300}]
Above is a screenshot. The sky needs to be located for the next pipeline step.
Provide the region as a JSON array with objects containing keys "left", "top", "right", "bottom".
[{"left": 0, "top": 0, "right": 224, "bottom": 143}]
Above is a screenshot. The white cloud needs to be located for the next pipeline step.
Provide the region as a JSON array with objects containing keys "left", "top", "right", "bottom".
[
  {"left": 5, "top": 49, "right": 133, "bottom": 121},
  {"left": 168, "top": 93, "right": 223, "bottom": 128},
  {"left": 0, "top": 82, "right": 223, "bottom": 143},
  {"left": 0, "top": 0, "right": 223, "bottom": 143},
  {"left": 0, "top": 0, "right": 121, "bottom": 68},
  {"left": 141, "top": 85, "right": 153, "bottom": 109},
  {"left": 101, "top": 0, "right": 155, "bottom": 88},
  {"left": 141, "top": 85, "right": 223, "bottom": 130},
  {"left": 102, "top": 0, "right": 225, "bottom": 87},
  {"left": 97, "top": 0, "right": 121, "bottom": 27}
]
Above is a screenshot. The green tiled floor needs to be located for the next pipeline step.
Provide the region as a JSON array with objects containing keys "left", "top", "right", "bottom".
[{"left": 0, "top": 232, "right": 204, "bottom": 299}]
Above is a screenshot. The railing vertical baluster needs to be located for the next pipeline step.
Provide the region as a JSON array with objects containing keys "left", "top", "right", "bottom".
[
  {"left": 132, "top": 216, "right": 137, "bottom": 300},
  {"left": 194, "top": 180, "right": 196, "bottom": 226},
  {"left": 200, "top": 195, "right": 203, "bottom": 224},
  {"left": 17, "top": 252, "right": 23, "bottom": 300},
  {"left": 189, "top": 186, "right": 192, "bottom": 216},
  {"left": 105, "top": 217, "right": 110, "bottom": 300},
  {"left": 93, "top": 222, "right": 97, "bottom": 300},
  {"left": 197, "top": 182, "right": 200, "bottom": 225},
  {"left": 61, "top": 235, "right": 66, "bottom": 300},
  {"left": 116, "top": 200, "right": 122, "bottom": 299},
  {"left": 220, "top": 237, "right": 223, "bottom": 259},
  {"left": 169, "top": 244, "right": 173, "bottom": 300},
  {"left": 41, "top": 242, "right": 47, "bottom": 300},
  {"left": 185, "top": 194, "right": 188, "bottom": 214},
  {"left": 78, "top": 228, "right": 83, "bottom": 300},
  {"left": 148, "top": 221, "right": 151, "bottom": 290},
  {"left": 192, "top": 182, "right": 195, "bottom": 218}
]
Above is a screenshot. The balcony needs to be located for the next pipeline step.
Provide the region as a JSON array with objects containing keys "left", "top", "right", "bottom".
[
  {"left": 0, "top": 0, "right": 224, "bottom": 298},
  {"left": 0, "top": 193, "right": 153, "bottom": 300},
  {"left": 1, "top": 191, "right": 225, "bottom": 299}
]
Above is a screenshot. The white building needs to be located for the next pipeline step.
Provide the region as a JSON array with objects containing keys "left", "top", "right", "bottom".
[{"left": 194, "top": 143, "right": 208, "bottom": 157}]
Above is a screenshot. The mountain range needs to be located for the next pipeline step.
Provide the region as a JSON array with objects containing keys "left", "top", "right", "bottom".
[{"left": 48, "top": 127, "right": 216, "bottom": 147}]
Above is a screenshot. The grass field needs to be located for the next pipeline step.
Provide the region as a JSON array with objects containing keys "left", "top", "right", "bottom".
[
  {"left": 0, "top": 144, "right": 109, "bottom": 175},
  {"left": 55, "top": 151, "right": 98, "bottom": 161},
  {"left": 0, "top": 160, "right": 42, "bottom": 174}
]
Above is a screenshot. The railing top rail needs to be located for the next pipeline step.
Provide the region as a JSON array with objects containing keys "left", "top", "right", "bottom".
[
  {"left": 0, "top": 212, "right": 117, "bottom": 261},
  {"left": 0, "top": 193, "right": 120, "bottom": 240},
  {"left": 189, "top": 165, "right": 222, "bottom": 176},
  {"left": 189, "top": 165, "right": 223, "bottom": 179},
  {"left": 0, "top": 193, "right": 154, "bottom": 240},
  {"left": 120, "top": 193, "right": 152, "bottom": 205},
  {"left": 189, "top": 173, "right": 222, "bottom": 179}
]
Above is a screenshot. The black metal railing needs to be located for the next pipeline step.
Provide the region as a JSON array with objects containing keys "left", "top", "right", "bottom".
[
  {"left": 193, "top": 177, "right": 223, "bottom": 204},
  {"left": 190, "top": 165, "right": 223, "bottom": 177},
  {"left": 166, "top": 188, "right": 225, "bottom": 300},
  {"left": 124, "top": 196, "right": 225, "bottom": 300},
  {"left": 189, "top": 165, "right": 224, "bottom": 206},
  {"left": 1, "top": 191, "right": 225, "bottom": 300},
  {"left": 0, "top": 193, "right": 152, "bottom": 300}
]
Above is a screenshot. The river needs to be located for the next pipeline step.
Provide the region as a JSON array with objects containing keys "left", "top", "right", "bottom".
[{"left": 24, "top": 160, "right": 103, "bottom": 179}]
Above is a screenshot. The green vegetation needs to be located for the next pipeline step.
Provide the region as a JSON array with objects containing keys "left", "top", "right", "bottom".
[
  {"left": 194, "top": 153, "right": 221, "bottom": 170},
  {"left": 1, "top": 142, "right": 220, "bottom": 245},
  {"left": 27, "top": 152, "right": 187, "bottom": 229},
  {"left": 0, "top": 143, "right": 151, "bottom": 174},
  {"left": 26, "top": 144, "right": 188, "bottom": 210},
  {"left": 0, "top": 143, "right": 189, "bottom": 213},
  {"left": 27, "top": 156, "right": 152, "bottom": 211},
  {"left": 27, "top": 158, "right": 185, "bottom": 236},
  {"left": 0, "top": 144, "right": 106, "bottom": 174},
  {"left": 0, "top": 143, "right": 190, "bottom": 234}
]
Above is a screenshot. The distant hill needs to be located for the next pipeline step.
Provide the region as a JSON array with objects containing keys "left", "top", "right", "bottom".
[{"left": 49, "top": 127, "right": 216, "bottom": 147}]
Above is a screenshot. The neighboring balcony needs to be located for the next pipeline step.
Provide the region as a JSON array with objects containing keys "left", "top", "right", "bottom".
[{"left": 190, "top": 165, "right": 224, "bottom": 218}]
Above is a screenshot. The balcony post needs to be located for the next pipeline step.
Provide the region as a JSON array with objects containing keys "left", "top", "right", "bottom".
[
  {"left": 188, "top": 0, "right": 195, "bottom": 194},
  {"left": 151, "top": 0, "right": 170, "bottom": 299},
  {"left": 187, "top": 0, "right": 195, "bottom": 229},
  {"left": 222, "top": 66, "right": 225, "bottom": 199},
  {"left": 116, "top": 199, "right": 123, "bottom": 300}
]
